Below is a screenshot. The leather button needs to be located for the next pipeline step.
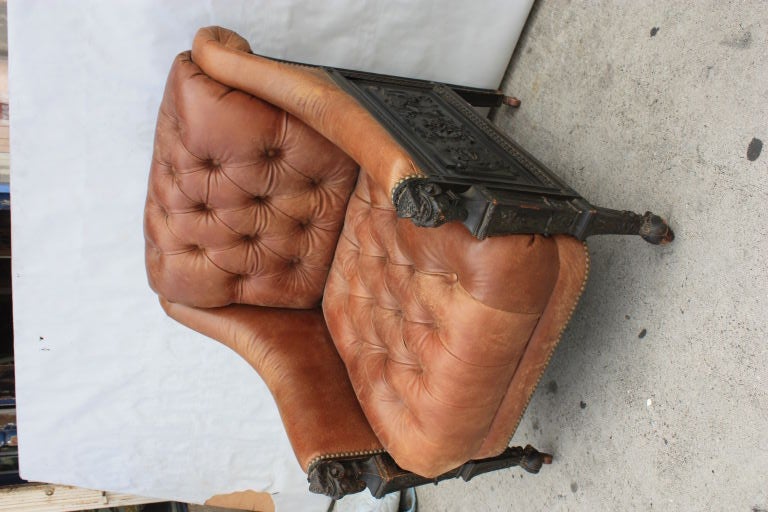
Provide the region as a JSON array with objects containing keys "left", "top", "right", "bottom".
[{"left": 264, "top": 148, "right": 281, "bottom": 159}]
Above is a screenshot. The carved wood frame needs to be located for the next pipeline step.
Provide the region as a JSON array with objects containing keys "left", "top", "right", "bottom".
[
  {"left": 326, "top": 68, "right": 674, "bottom": 244},
  {"left": 307, "top": 445, "right": 552, "bottom": 500}
]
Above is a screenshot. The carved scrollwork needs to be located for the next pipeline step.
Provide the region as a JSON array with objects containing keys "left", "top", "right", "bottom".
[
  {"left": 307, "top": 459, "right": 366, "bottom": 500},
  {"left": 365, "top": 86, "right": 511, "bottom": 173},
  {"left": 331, "top": 70, "right": 676, "bottom": 244},
  {"left": 392, "top": 178, "right": 468, "bottom": 228}
]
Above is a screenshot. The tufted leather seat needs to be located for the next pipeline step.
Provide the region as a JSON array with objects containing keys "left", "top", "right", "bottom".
[
  {"left": 145, "top": 26, "right": 589, "bottom": 487},
  {"left": 324, "top": 171, "right": 588, "bottom": 475}
]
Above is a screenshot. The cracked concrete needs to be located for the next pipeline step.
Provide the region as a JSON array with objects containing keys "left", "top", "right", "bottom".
[{"left": 419, "top": 1, "right": 768, "bottom": 510}]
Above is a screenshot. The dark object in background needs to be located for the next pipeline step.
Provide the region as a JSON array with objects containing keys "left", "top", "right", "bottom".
[{"left": 747, "top": 137, "right": 762, "bottom": 161}]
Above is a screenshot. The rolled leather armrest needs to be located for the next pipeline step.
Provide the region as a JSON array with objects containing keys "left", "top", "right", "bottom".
[
  {"left": 190, "top": 26, "right": 424, "bottom": 204},
  {"left": 160, "top": 299, "right": 383, "bottom": 471}
]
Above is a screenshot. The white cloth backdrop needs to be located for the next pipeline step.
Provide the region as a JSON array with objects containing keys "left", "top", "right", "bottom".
[{"left": 9, "top": 0, "right": 533, "bottom": 508}]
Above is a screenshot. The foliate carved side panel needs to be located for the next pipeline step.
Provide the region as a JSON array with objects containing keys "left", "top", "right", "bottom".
[
  {"left": 431, "top": 85, "right": 568, "bottom": 191},
  {"left": 329, "top": 71, "right": 674, "bottom": 244},
  {"left": 364, "top": 86, "right": 512, "bottom": 175}
]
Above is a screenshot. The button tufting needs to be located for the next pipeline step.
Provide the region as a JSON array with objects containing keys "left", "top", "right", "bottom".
[{"left": 145, "top": 52, "right": 361, "bottom": 312}]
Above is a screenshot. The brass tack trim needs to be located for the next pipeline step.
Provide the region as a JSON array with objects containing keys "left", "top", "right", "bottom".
[
  {"left": 307, "top": 448, "right": 387, "bottom": 470},
  {"left": 507, "top": 241, "right": 590, "bottom": 442}
]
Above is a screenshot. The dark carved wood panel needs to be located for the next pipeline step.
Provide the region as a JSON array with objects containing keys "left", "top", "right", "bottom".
[
  {"left": 334, "top": 73, "right": 576, "bottom": 199},
  {"left": 363, "top": 85, "right": 527, "bottom": 182},
  {"left": 308, "top": 445, "right": 553, "bottom": 500},
  {"left": 328, "top": 68, "right": 673, "bottom": 244}
]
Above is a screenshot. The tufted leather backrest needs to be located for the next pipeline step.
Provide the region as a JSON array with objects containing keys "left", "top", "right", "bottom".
[
  {"left": 145, "top": 52, "right": 359, "bottom": 309},
  {"left": 323, "top": 171, "right": 587, "bottom": 477}
]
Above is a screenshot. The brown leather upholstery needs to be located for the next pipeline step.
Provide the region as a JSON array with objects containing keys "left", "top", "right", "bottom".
[
  {"left": 145, "top": 26, "right": 589, "bottom": 480},
  {"left": 160, "top": 300, "right": 383, "bottom": 471},
  {"left": 145, "top": 50, "right": 359, "bottom": 309},
  {"left": 190, "top": 26, "right": 425, "bottom": 205},
  {"left": 323, "top": 171, "right": 588, "bottom": 476}
]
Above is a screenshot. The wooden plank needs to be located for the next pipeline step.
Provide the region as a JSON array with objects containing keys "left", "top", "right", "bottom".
[
  {"left": 0, "top": 124, "right": 8, "bottom": 153},
  {"left": 0, "top": 484, "right": 161, "bottom": 512}
]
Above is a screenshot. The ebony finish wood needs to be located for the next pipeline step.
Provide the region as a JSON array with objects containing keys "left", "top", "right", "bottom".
[
  {"left": 260, "top": 59, "right": 675, "bottom": 500},
  {"left": 327, "top": 69, "right": 674, "bottom": 244},
  {"left": 307, "top": 445, "right": 552, "bottom": 500},
  {"left": 263, "top": 55, "right": 506, "bottom": 107},
  {"left": 333, "top": 67, "right": 506, "bottom": 108}
]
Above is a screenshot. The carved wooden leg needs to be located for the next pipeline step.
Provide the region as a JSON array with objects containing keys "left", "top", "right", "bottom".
[
  {"left": 578, "top": 205, "right": 675, "bottom": 245},
  {"left": 307, "top": 445, "right": 552, "bottom": 500},
  {"left": 392, "top": 178, "right": 674, "bottom": 244}
]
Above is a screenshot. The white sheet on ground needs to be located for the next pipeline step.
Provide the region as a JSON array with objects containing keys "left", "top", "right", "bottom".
[{"left": 8, "top": 0, "right": 533, "bottom": 508}]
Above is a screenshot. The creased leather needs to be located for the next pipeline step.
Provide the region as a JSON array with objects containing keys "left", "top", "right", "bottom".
[
  {"left": 160, "top": 299, "right": 383, "bottom": 471},
  {"left": 190, "top": 26, "right": 424, "bottom": 204},
  {"left": 473, "top": 236, "right": 588, "bottom": 458},
  {"left": 323, "top": 171, "right": 587, "bottom": 477},
  {"left": 145, "top": 50, "right": 358, "bottom": 308}
]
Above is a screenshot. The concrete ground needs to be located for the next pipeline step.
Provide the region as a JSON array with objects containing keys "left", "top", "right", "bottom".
[{"left": 419, "top": 1, "right": 768, "bottom": 511}]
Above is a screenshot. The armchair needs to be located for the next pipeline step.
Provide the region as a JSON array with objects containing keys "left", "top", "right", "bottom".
[{"left": 144, "top": 27, "right": 672, "bottom": 499}]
